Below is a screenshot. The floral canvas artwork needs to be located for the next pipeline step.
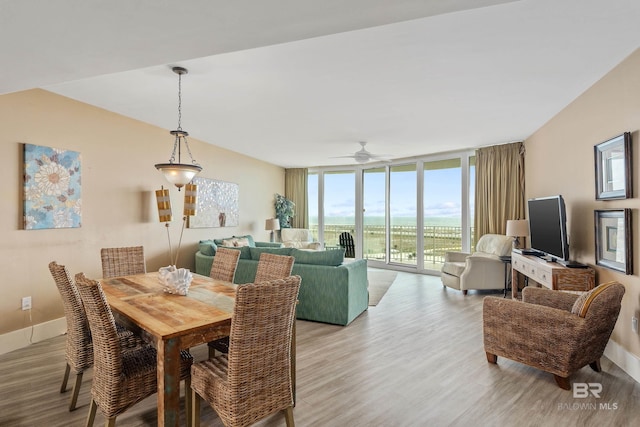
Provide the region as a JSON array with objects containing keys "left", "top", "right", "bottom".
[{"left": 23, "top": 143, "right": 82, "bottom": 229}]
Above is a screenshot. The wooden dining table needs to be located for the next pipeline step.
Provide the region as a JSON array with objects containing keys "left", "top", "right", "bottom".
[{"left": 100, "top": 272, "right": 237, "bottom": 426}]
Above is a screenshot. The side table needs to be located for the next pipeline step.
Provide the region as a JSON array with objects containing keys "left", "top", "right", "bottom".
[{"left": 499, "top": 255, "right": 511, "bottom": 298}]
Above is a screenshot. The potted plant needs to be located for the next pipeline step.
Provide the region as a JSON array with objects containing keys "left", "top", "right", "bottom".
[{"left": 275, "top": 193, "right": 295, "bottom": 229}]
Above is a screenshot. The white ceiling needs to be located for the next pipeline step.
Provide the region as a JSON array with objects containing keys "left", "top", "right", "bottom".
[{"left": 4, "top": 0, "right": 640, "bottom": 168}]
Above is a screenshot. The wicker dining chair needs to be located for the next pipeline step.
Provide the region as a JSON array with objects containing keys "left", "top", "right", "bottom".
[
  {"left": 209, "top": 247, "right": 241, "bottom": 282},
  {"left": 100, "top": 246, "right": 146, "bottom": 278},
  {"left": 48, "top": 261, "right": 141, "bottom": 412},
  {"left": 208, "top": 252, "right": 295, "bottom": 358},
  {"left": 74, "top": 273, "right": 193, "bottom": 426},
  {"left": 192, "top": 276, "right": 301, "bottom": 427},
  {"left": 254, "top": 252, "right": 295, "bottom": 283}
]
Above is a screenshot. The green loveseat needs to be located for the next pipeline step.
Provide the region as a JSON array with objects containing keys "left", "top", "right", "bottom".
[{"left": 195, "top": 236, "right": 369, "bottom": 326}]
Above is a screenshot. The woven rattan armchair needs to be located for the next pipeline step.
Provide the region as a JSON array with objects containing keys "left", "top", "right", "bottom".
[
  {"left": 192, "top": 276, "right": 301, "bottom": 427},
  {"left": 74, "top": 273, "right": 193, "bottom": 426},
  {"left": 209, "top": 247, "right": 241, "bottom": 282},
  {"left": 48, "top": 261, "right": 142, "bottom": 412},
  {"left": 100, "top": 246, "right": 146, "bottom": 278},
  {"left": 208, "top": 252, "right": 295, "bottom": 358},
  {"left": 483, "top": 282, "right": 625, "bottom": 389}
]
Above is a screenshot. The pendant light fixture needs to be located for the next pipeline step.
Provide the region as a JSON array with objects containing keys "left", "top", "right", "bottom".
[{"left": 155, "top": 66, "right": 202, "bottom": 189}]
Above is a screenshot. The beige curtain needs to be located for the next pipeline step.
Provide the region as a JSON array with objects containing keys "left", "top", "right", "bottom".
[
  {"left": 474, "top": 142, "right": 525, "bottom": 238},
  {"left": 284, "top": 168, "right": 308, "bottom": 228}
]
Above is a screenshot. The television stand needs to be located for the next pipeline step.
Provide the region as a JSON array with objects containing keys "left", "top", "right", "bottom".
[{"left": 511, "top": 252, "right": 595, "bottom": 299}]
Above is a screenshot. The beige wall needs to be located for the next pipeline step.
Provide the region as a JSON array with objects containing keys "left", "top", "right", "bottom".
[
  {"left": 525, "top": 48, "right": 640, "bottom": 359},
  {"left": 0, "top": 89, "right": 283, "bottom": 340}
]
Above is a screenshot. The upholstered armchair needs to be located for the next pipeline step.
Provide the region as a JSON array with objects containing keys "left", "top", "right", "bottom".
[
  {"left": 281, "top": 228, "right": 323, "bottom": 250},
  {"left": 483, "top": 282, "right": 625, "bottom": 389},
  {"left": 440, "top": 233, "right": 512, "bottom": 295}
]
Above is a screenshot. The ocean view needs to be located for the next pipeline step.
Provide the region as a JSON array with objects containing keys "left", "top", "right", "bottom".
[{"left": 311, "top": 216, "right": 462, "bottom": 227}]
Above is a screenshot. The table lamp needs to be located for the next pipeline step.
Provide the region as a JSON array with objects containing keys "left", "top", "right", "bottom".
[
  {"left": 265, "top": 218, "right": 280, "bottom": 242},
  {"left": 506, "top": 219, "right": 529, "bottom": 249}
]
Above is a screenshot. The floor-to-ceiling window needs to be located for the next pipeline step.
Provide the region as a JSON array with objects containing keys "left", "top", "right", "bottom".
[
  {"left": 308, "top": 150, "right": 474, "bottom": 274},
  {"left": 323, "top": 170, "right": 355, "bottom": 248},
  {"left": 390, "top": 164, "right": 417, "bottom": 266},
  {"left": 423, "top": 159, "right": 461, "bottom": 270},
  {"left": 363, "top": 167, "right": 386, "bottom": 262}
]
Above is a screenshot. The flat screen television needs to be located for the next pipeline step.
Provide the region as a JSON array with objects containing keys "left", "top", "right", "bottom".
[{"left": 527, "top": 195, "right": 570, "bottom": 263}]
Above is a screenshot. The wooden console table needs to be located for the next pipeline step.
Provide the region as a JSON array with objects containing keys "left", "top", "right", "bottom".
[{"left": 511, "top": 252, "right": 595, "bottom": 299}]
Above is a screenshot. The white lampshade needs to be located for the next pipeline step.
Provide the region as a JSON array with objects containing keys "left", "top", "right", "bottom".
[
  {"left": 265, "top": 218, "right": 281, "bottom": 231},
  {"left": 506, "top": 219, "right": 529, "bottom": 237}
]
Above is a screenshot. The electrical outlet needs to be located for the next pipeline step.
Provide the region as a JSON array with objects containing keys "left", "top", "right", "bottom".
[
  {"left": 633, "top": 316, "right": 639, "bottom": 334},
  {"left": 21, "top": 296, "right": 32, "bottom": 311}
]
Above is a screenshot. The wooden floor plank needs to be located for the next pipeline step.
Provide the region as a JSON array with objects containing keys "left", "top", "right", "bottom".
[{"left": 1, "top": 271, "right": 638, "bottom": 426}]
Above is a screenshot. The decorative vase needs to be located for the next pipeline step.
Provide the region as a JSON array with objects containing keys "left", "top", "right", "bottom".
[{"left": 159, "top": 265, "right": 193, "bottom": 295}]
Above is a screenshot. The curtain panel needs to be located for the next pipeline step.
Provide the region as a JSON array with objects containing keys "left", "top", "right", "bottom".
[
  {"left": 284, "top": 168, "right": 308, "bottom": 229},
  {"left": 474, "top": 142, "right": 525, "bottom": 239}
]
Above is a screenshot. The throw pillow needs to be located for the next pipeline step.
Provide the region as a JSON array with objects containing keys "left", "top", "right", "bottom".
[
  {"left": 221, "top": 238, "right": 237, "bottom": 247},
  {"left": 571, "top": 291, "right": 590, "bottom": 316},
  {"left": 235, "top": 237, "right": 250, "bottom": 247},
  {"left": 198, "top": 240, "right": 217, "bottom": 256}
]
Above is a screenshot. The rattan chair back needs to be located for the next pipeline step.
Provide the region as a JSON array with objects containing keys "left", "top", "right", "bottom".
[
  {"left": 192, "top": 275, "right": 301, "bottom": 427},
  {"left": 210, "top": 247, "right": 241, "bottom": 282},
  {"left": 49, "top": 261, "right": 92, "bottom": 411},
  {"left": 100, "top": 246, "right": 146, "bottom": 278},
  {"left": 75, "top": 272, "right": 193, "bottom": 424},
  {"left": 254, "top": 252, "right": 295, "bottom": 283}
]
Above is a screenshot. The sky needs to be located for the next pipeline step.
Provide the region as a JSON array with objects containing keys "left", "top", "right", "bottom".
[{"left": 308, "top": 164, "right": 474, "bottom": 224}]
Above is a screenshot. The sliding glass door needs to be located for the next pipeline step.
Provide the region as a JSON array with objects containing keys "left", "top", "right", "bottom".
[
  {"left": 323, "top": 170, "right": 355, "bottom": 249},
  {"left": 363, "top": 167, "right": 386, "bottom": 262},
  {"left": 423, "top": 159, "right": 461, "bottom": 270},
  {"left": 308, "top": 150, "right": 475, "bottom": 274},
  {"left": 390, "top": 164, "right": 417, "bottom": 266}
]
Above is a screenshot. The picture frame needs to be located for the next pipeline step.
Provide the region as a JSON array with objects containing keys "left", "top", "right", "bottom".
[
  {"left": 594, "top": 132, "right": 632, "bottom": 200},
  {"left": 594, "top": 209, "right": 632, "bottom": 274}
]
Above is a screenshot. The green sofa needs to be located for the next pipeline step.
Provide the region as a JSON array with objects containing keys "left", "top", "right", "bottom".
[{"left": 195, "top": 236, "right": 369, "bottom": 326}]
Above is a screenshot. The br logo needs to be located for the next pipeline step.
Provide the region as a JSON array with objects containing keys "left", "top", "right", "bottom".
[{"left": 572, "top": 383, "right": 602, "bottom": 398}]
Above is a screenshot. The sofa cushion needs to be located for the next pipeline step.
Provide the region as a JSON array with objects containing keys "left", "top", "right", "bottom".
[
  {"left": 221, "top": 245, "right": 251, "bottom": 259},
  {"left": 291, "top": 248, "right": 344, "bottom": 266},
  {"left": 441, "top": 261, "right": 465, "bottom": 277},
  {"left": 198, "top": 240, "right": 217, "bottom": 256},
  {"left": 249, "top": 247, "right": 293, "bottom": 260}
]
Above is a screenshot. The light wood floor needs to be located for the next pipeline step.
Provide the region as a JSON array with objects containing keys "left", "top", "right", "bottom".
[{"left": 1, "top": 272, "right": 639, "bottom": 426}]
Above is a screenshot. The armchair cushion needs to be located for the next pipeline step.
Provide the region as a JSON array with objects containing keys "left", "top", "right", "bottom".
[{"left": 441, "top": 261, "right": 465, "bottom": 277}]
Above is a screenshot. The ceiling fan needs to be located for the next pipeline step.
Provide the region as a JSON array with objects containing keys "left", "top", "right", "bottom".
[{"left": 333, "top": 141, "right": 391, "bottom": 163}]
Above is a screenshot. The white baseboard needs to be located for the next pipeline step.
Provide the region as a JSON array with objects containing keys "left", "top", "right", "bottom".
[
  {"left": 604, "top": 339, "right": 640, "bottom": 384},
  {"left": 0, "top": 317, "right": 66, "bottom": 356}
]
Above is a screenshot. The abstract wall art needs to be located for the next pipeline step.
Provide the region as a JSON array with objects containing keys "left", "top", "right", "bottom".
[
  {"left": 188, "top": 177, "right": 239, "bottom": 228},
  {"left": 23, "top": 143, "right": 82, "bottom": 230}
]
